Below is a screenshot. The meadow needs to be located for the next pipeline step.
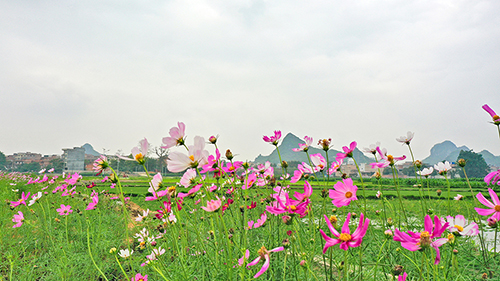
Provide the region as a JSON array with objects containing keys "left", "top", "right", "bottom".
[{"left": 2, "top": 109, "right": 500, "bottom": 281}]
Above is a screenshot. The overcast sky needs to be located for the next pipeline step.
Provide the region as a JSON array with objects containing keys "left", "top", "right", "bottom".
[{"left": 1, "top": 0, "right": 500, "bottom": 163}]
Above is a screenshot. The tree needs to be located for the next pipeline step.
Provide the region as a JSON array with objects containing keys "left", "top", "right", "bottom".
[
  {"left": 0, "top": 151, "right": 6, "bottom": 170},
  {"left": 47, "top": 158, "right": 64, "bottom": 173},
  {"left": 154, "top": 146, "right": 169, "bottom": 174},
  {"left": 457, "top": 150, "right": 489, "bottom": 179}
]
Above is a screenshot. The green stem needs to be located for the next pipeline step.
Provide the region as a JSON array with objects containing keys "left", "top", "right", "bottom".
[
  {"left": 86, "top": 221, "right": 109, "bottom": 281},
  {"left": 392, "top": 166, "right": 409, "bottom": 228},
  {"left": 352, "top": 157, "right": 366, "bottom": 214},
  {"left": 114, "top": 255, "right": 130, "bottom": 280}
]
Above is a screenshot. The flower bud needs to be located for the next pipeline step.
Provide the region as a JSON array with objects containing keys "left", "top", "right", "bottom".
[
  {"left": 436, "top": 189, "right": 442, "bottom": 196},
  {"left": 387, "top": 218, "right": 394, "bottom": 226},
  {"left": 109, "top": 247, "right": 117, "bottom": 254},
  {"left": 458, "top": 158, "right": 467, "bottom": 167},
  {"left": 281, "top": 161, "right": 288, "bottom": 169},
  {"left": 453, "top": 249, "right": 458, "bottom": 255},
  {"left": 320, "top": 189, "right": 328, "bottom": 198},
  {"left": 375, "top": 210, "right": 381, "bottom": 216},
  {"left": 242, "top": 162, "right": 250, "bottom": 170},
  {"left": 351, "top": 213, "right": 357, "bottom": 219},
  {"left": 208, "top": 135, "right": 218, "bottom": 144},
  {"left": 392, "top": 265, "right": 404, "bottom": 276},
  {"left": 341, "top": 173, "right": 348, "bottom": 179},
  {"left": 414, "top": 160, "right": 422, "bottom": 169},
  {"left": 318, "top": 138, "right": 332, "bottom": 151},
  {"left": 282, "top": 238, "right": 290, "bottom": 248},
  {"left": 427, "top": 208, "right": 434, "bottom": 215},
  {"left": 488, "top": 217, "right": 498, "bottom": 228},
  {"left": 225, "top": 149, "right": 233, "bottom": 160},
  {"left": 384, "top": 229, "right": 393, "bottom": 238},
  {"left": 329, "top": 215, "right": 338, "bottom": 226},
  {"left": 300, "top": 260, "right": 306, "bottom": 267},
  {"left": 374, "top": 171, "right": 381, "bottom": 180},
  {"left": 282, "top": 215, "right": 292, "bottom": 225}
]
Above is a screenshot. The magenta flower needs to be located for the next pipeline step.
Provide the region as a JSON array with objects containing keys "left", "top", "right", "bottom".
[
  {"left": 236, "top": 249, "right": 250, "bottom": 267},
  {"left": 398, "top": 272, "right": 408, "bottom": 281},
  {"left": 56, "top": 204, "right": 73, "bottom": 215},
  {"left": 200, "top": 196, "right": 223, "bottom": 212},
  {"left": 201, "top": 149, "right": 222, "bottom": 173},
  {"left": 85, "top": 191, "right": 99, "bottom": 210},
  {"left": 10, "top": 191, "right": 31, "bottom": 208},
  {"left": 12, "top": 211, "right": 24, "bottom": 228},
  {"left": 177, "top": 184, "right": 201, "bottom": 199},
  {"left": 162, "top": 122, "right": 186, "bottom": 149},
  {"left": 336, "top": 141, "right": 357, "bottom": 161},
  {"left": 485, "top": 169, "right": 500, "bottom": 186},
  {"left": 263, "top": 130, "right": 282, "bottom": 146},
  {"left": 292, "top": 136, "right": 313, "bottom": 152},
  {"left": 482, "top": 104, "right": 500, "bottom": 124},
  {"left": 294, "top": 181, "right": 313, "bottom": 202},
  {"left": 167, "top": 136, "right": 209, "bottom": 173},
  {"left": 329, "top": 178, "right": 358, "bottom": 207},
  {"left": 393, "top": 215, "right": 449, "bottom": 264},
  {"left": 131, "top": 273, "right": 148, "bottom": 281},
  {"left": 290, "top": 163, "right": 313, "bottom": 183},
  {"left": 248, "top": 213, "right": 267, "bottom": 229},
  {"left": 243, "top": 173, "right": 257, "bottom": 190},
  {"left": 247, "top": 246, "right": 284, "bottom": 278},
  {"left": 319, "top": 212, "right": 370, "bottom": 252},
  {"left": 328, "top": 159, "right": 343, "bottom": 176},
  {"left": 475, "top": 188, "right": 500, "bottom": 221},
  {"left": 443, "top": 215, "right": 478, "bottom": 236},
  {"left": 396, "top": 131, "right": 415, "bottom": 145},
  {"left": 266, "top": 187, "right": 310, "bottom": 217}
]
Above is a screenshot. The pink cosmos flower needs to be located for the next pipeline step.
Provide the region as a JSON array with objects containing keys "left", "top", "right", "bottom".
[
  {"left": 85, "top": 190, "right": 99, "bottom": 210},
  {"left": 65, "top": 173, "right": 82, "bottom": 185},
  {"left": 57, "top": 204, "right": 73, "bottom": 215},
  {"left": 48, "top": 168, "right": 54, "bottom": 173},
  {"left": 336, "top": 141, "right": 357, "bottom": 161},
  {"left": 236, "top": 249, "right": 250, "bottom": 267},
  {"left": 485, "top": 169, "right": 500, "bottom": 186},
  {"left": 454, "top": 194, "right": 463, "bottom": 201},
  {"left": 398, "top": 272, "right": 408, "bottom": 281},
  {"left": 375, "top": 147, "right": 406, "bottom": 167},
  {"left": 162, "top": 122, "right": 186, "bottom": 149},
  {"left": 396, "top": 131, "right": 415, "bottom": 145},
  {"left": 328, "top": 159, "right": 343, "bottom": 176},
  {"left": 290, "top": 163, "right": 314, "bottom": 183},
  {"left": 222, "top": 161, "right": 243, "bottom": 174},
  {"left": 201, "top": 149, "right": 222, "bottom": 173},
  {"left": 443, "top": 215, "right": 478, "bottom": 236},
  {"left": 393, "top": 215, "right": 449, "bottom": 264},
  {"left": 329, "top": 178, "right": 358, "bottom": 207},
  {"left": 10, "top": 191, "right": 31, "bottom": 208},
  {"left": 12, "top": 211, "right": 24, "bottom": 228},
  {"left": 247, "top": 246, "right": 284, "bottom": 278},
  {"left": 243, "top": 173, "right": 257, "bottom": 190},
  {"left": 248, "top": 213, "right": 267, "bottom": 229},
  {"left": 319, "top": 212, "right": 370, "bottom": 252},
  {"left": 294, "top": 181, "right": 313, "bottom": 202},
  {"left": 310, "top": 153, "right": 327, "bottom": 172},
  {"left": 177, "top": 184, "right": 201, "bottom": 199},
  {"left": 131, "top": 273, "right": 148, "bottom": 281},
  {"left": 266, "top": 186, "right": 310, "bottom": 217},
  {"left": 118, "top": 138, "right": 149, "bottom": 164},
  {"left": 482, "top": 104, "right": 500, "bottom": 124},
  {"left": 292, "top": 136, "right": 313, "bottom": 152},
  {"left": 475, "top": 188, "right": 500, "bottom": 221},
  {"left": 93, "top": 155, "right": 109, "bottom": 175},
  {"left": 201, "top": 196, "right": 223, "bottom": 212},
  {"left": 263, "top": 130, "right": 282, "bottom": 146},
  {"left": 167, "top": 136, "right": 209, "bottom": 173}
]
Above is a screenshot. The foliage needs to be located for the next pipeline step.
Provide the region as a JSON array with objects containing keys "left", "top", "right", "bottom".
[{"left": 457, "top": 150, "right": 490, "bottom": 178}]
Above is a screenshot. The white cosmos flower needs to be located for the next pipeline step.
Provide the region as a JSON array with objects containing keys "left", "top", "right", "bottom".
[
  {"left": 396, "top": 131, "right": 415, "bottom": 144},
  {"left": 417, "top": 167, "right": 434, "bottom": 177},
  {"left": 118, "top": 249, "right": 133, "bottom": 258},
  {"left": 434, "top": 161, "right": 452, "bottom": 174}
]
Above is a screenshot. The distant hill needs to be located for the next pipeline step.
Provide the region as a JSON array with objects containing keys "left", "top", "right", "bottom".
[
  {"left": 82, "top": 143, "right": 100, "bottom": 156},
  {"left": 422, "top": 140, "right": 500, "bottom": 166},
  {"left": 254, "top": 133, "right": 372, "bottom": 164}
]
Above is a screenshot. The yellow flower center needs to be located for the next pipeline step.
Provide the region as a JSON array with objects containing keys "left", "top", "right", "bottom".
[
  {"left": 339, "top": 233, "right": 351, "bottom": 242},
  {"left": 418, "top": 231, "right": 431, "bottom": 247},
  {"left": 454, "top": 225, "right": 464, "bottom": 232},
  {"left": 229, "top": 166, "right": 235, "bottom": 171},
  {"left": 329, "top": 215, "right": 337, "bottom": 224},
  {"left": 494, "top": 115, "right": 499, "bottom": 120},
  {"left": 387, "top": 155, "right": 394, "bottom": 162},
  {"left": 135, "top": 153, "right": 143, "bottom": 161},
  {"left": 345, "top": 191, "right": 353, "bottom": 198},
  {"left": 495, "top": 205, "right": 500, "bottom": 212},
  {"left": 189, "top": 155, "right": 195, "bottom": 161},
  {"left": 168, "top": 186, "right": 176, "bottom": 193},
  {"left": 257, "top": 246, "right": 269, "bottom": 258},
  {"left": 289, "top": 205, "right": 297, "bottom": 211}
]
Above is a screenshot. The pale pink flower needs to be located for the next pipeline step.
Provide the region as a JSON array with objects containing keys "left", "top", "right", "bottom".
[
  {"left": 167, "top": 136, "right": 209, "bottom": 173},
  {"left": 394, "top": 215, "right": 449, "bottom": 264},
  {"left": 28, "top": 191, "right": 42, "bottom": 206},
  {"left": 376, "top": 191, "right": 381, "bottom": 198},
  {"left": 162, "top": 122, "right": 186, "bottom": 149},
  {"left": 93, "top": 155, "right": 109, "bottom": 176},
  {"left": 290, "top": 163, "right": 314, "bottom": 183},
  {"left": 236, "top": 249, "right": 250, "bottom": 267},
  {"left": 329, "top": 178, "right": 358, "bottom": 207},
  {"left": 328, "top": 159, "right": 343, "bottom": 176},
  {"left": 417, "top": 167, "right": 434, "bottom": 177},
  {"left": 131, "top": 273, "right": 148, "bottom": 281},
  {"left": 434, "top": 161, "right": 452, "bottom": 175},
  {"left": 180, "top": 169, "right": 197, "bottom": 188},
  {"left": 363, "top": 142, "right": 381, "bottom": 155},
  {"left": 376, "top": 147, "right": 406, "bottom": 166},
  {"left": 262, "top": 130, "right": 282, "bottom": 146},
  {"left": 56, "top": 204, "right": 73, "bottom": 215},
  {"left": 292, "top": 136, "right": 313, "bottom": 152},
  {"left": 454, "top": 194, "right": 463, "bottom": 201},
  {"left": 48, "top": 168, "right": 54, "bottom": 173},
  {"left": 443, "top": 215, "right": 478, "bottom": 236},
  {"left": 135, "top": 209, "right": 150, "bottom": 222},
  {"left": 247, "top": 246, "right": 284, "bottom": 278},
  {"left": 177, "top": 184, "right": 201, "bottom": 198},
  {"left": 12, "top": 211, "right": 24, "bottom": 228},
  {"left": 85, "top": 191, "right": 99, "bottom": 210},
  {"left": 243, "top": 173, "right": 257, "bottom": 190},
  {"left": 396, "top": 131, "right": 415, "bottom": 145},
  {"left": 118, "top": 138, "right": 149, "bottom": 164},
  {"left": 319, "top": 212, "right": 370, "bottom": 252},
  {"left": 201, "top": 196, "right": 223, "bottom": 212},
  {"left": 248, "top": 213, "right": 267, "bottom": 229}
]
